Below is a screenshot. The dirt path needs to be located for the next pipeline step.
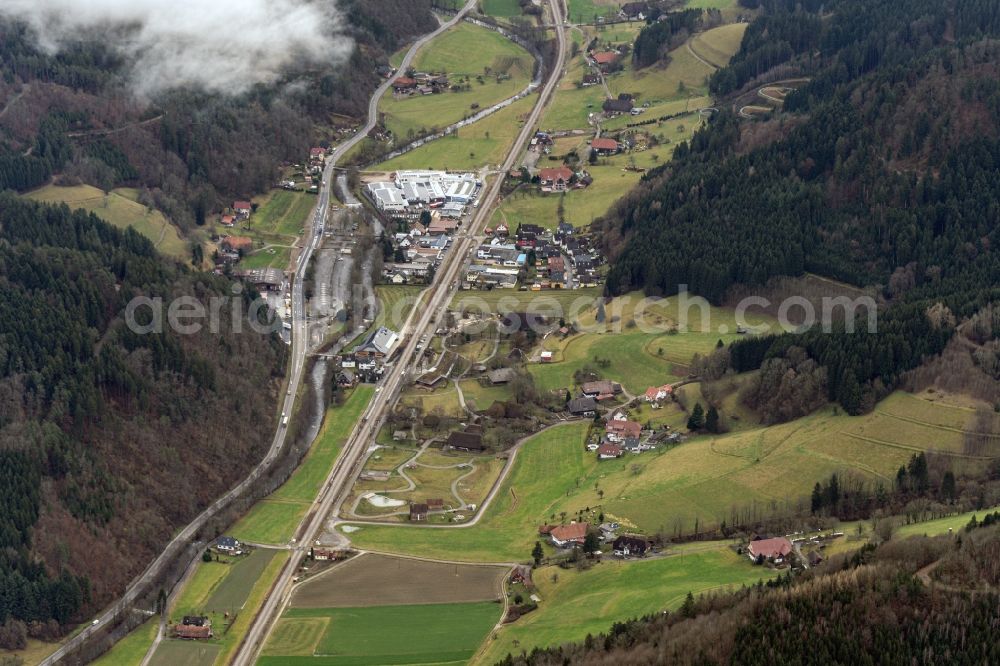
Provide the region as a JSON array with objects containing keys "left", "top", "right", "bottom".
[
  {"left": 65, "top": 114, "right": 163, "bottom": 138},
  {"left": 0, "top": 84, "right": 28, "bottom": 121},
  {"left": 687, "top": 39, "right": 720, "bottom": 70}
]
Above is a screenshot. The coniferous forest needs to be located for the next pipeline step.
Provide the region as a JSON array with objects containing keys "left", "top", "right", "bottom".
[
  {"left": 598, "top": 0, "right": 1000, "bottom": 414},
  {"left": 0, "top": 195, "right": 287, "bottom": 638}
]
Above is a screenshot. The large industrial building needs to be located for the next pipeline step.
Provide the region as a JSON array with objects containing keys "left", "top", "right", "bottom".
[{"left": 367, "top": 170, "right": 480, "bottom": 216}]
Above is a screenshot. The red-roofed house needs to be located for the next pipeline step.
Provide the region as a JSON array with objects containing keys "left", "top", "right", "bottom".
[
  {"left": 748, "top": 537, "right": 793, "bottom": 562},
  {"left": 393, "top": 76, "right": 417, "bottom": 92},
  {"left": 549, "top": 522, "right": 589, "bottom": 547},
  {"left": 538, "top": 166, "right": 574, "bottom": 191},
  {"left": 644, "top": 385, "right": 673, "bottom": 402},
  {"left": 591, "top": 51, "right": 619, "bottom": 71},
  {"left": 591, "top": 137, "right": 620, "bottom": 155},
  {"left": 597, "top": 442, "right": 622, "bottom": 460},
  {"left": 222, "top": 236, "right": 253, "bottom": 254},
  {"left": 173, "top": 623, "right": 212, "bottom": 640},
  {"left": 233, "top": 201, "right": 252, "bottom": 219}
]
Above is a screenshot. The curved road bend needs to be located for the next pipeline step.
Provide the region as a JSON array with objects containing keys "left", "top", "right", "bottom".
[
  {"left": 232, "top": 1, "right": 568, "bottom": 663},
  {"left": 41, "top": 7, "right": 480, "bottom": 665}
]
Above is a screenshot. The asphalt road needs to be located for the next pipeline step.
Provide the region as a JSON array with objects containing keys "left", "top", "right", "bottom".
[{"left": 230, "top": 1, "right": 567, "bottom": 663}]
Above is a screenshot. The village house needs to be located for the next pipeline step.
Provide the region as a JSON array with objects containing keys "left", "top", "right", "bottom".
[
  {"left": 549, "top": 522, "right": 589, "bottom": 548},
  {"left": 538, "top": 165, "right": 575, "bottom": 191},
  {"left": 409, "top": 503, "right": 429, "bottom": 521},
  {"left": 602, "top": 97, "right": 633, "bottom": 115},
  {"left": 392, "top": 76, "right": 417, "bottom": 93},
  {"left": 488, "top": 367, "right": 517, "bottom": 385},
  {"left": 748, "top": 536, "right": 793, "bottom": 563},
  {"left": 515, "top": 223, "right": 545, "bottom": 248},
  {"left": 620, "top": 1, "right": 647, "bottom": 20},
  {"left": 591, "top": 51, "right": 619, "bottom": 72},
  {"left": 591, "top": 136, "right": 622, "bottom": 155},
  {"left": 597, "top": 442, "right": 623, "bottom": 460},
  {"left": 644, "top": 384, "right": 673, "bottom": 402},
  {"left": 446, "top": 430, "right": 487, "bottom": 453},
  {"left": 221, "top": 235, "right": 253, "bottom": 255},
  {"left": 354, "top": 326, "right": 399, "bottom": 359},
  {"left": 173, "top": 616, "right": 212, "bottom": 640},
  {"left": 613, "top": 534, "right": 650, "bottom": 557},
  {"left": 547, "top": 256, "right": 566, "bottom": 285},
  {"left": 581, "top": 379, "right": 619, "bottom": 399},
  {"left": 606, "top": 419, "right": 642, "bottom": 442},
  {"left": 233, "top": 200, "right": 252, "bottom": 219},
  {"left": 214, "top": 536, "right": 242, "bottom": 554},
  {"left": 568, "top": 396, "right": 598, "bottom": 416}
]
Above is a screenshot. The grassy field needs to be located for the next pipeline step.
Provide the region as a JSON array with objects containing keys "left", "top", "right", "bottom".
[
  {"left": 483, "top": 0, "right": 523, "bottom": 18},
  {"left": 452, "top": 287, "right": 602, "bottom": 314},
  {"left": 379, "top": 22, "right": 533, "bottom": 141},
  {"left": 476, "top": 548, "right": 768, "bottom": 664},
  {"left": 260, "top": 602, "right": 501, "bottom": 665},
  {"left": 540, "top": 51, "right": 605, "bottom": 130},
  {"left": 252, "top": 190, "right": 317, "bottom": 237},
  {"left": 290, "top": 553, "right": 506, "bottom": 607},
  {"left": 607, "top": 39, "right": 715, "bottom": 103},
  {"left": 689, "top": 23, "right": 748, "bottom": 69},
  {"left": 346, "top": 391, "right": 986, "bottom": 560},
  {"left": 567, "top": 0, "right": 621, "bottom": 23},
  {"left": 525, "top": 292, "right": 778, "bottom": 395},
  {"left": 90, "top": 618, "right": 158, "bottom": 666},
  {"left": 458, "top": 379, "right": 512, "bottom": 410},
  {"left": 148, "top": 640, "right": 220, "bottom": 666},
  {"left": 237, "top": 244, "right": 293, "bottom": 270},
  {"left": 376, "top": 94, "right": 535, "bottom": 171},
  {"left": 26, "top": 184, "right": 188, "bottom": 260},
  {"left": 231, "top": 386, "right": 375, "bottom": 544}
]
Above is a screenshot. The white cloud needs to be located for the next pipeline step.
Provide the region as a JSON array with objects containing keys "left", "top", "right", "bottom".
[{"left": 0, "top": 0, "right": 354, "bottom": 96}]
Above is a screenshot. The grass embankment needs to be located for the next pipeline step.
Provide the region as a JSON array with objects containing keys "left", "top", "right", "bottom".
[{"left": 230, "top": 386, "right": 375, "bottom": 545}]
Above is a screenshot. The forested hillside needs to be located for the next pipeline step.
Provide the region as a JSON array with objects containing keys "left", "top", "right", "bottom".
[
  {"left": 497, "top": 527, "right": 1000, "bottom": 666},
  {"left": 0, "top": 195, "right": 285, "bottom": 641},
  {"left": 598, "top": 0, "right": 1000, "bottom": 413},
  {"left": 0, "top": 0, "right": 440, "bottom": 228}
]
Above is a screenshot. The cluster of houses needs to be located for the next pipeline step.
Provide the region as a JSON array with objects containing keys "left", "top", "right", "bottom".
[
  {"left": 465, "top": 221, "right": 604, "bottom": 290},
  {"left": 220, "top": 200, "right": 252, "bottom": 229},
  {"left": 539, "top": 521, "right": 653, "bottom": 558},
  {"left": 383, "top": 232, "right": 450, "bottom": 285},
  {"left": 335, "top": 326, "right": 401, "bottom": 387},
  {"left": 391, "top": 71, "right": 450, "bottom": 97}
]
